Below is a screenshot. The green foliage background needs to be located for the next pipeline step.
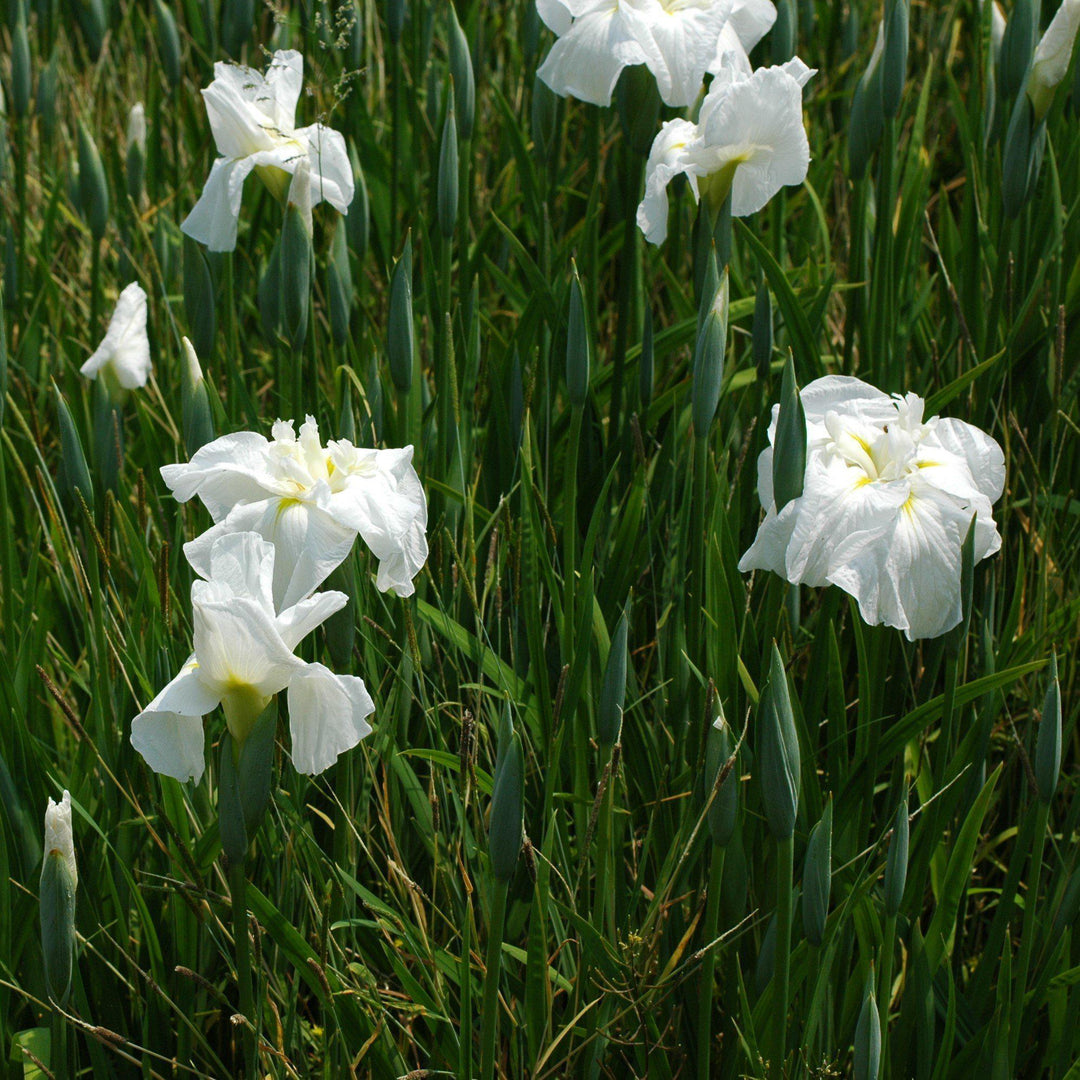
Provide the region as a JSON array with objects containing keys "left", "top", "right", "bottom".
[{"left": 0, "top": 0, "right": 1078, "bottom": 1076}]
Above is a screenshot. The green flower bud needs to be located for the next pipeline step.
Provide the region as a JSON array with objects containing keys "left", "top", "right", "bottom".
[
  {"left": 1002, "top": 92, "right": 1037, "bottom": 219},
  {"left": 705, "top": 713, "right": 738, "bottom": 847},
  {"left": 346, "top": 141, "right": 369, "bottom": 262},
  {"left": 40, "top": 791, "right": 77, "bottom": 1006},
  {"left": 55, "top": 384, "right": 94, "bottom": 513},
  {"left": 258, "top": 233, "right": 283, "bottom": 340},
  {"left": 447, "top": 4, "right": 475, "bottom": 142},
  {"left": 853, "top": 971, "right": 881, "bottom": 1080},
  {"left": 1035, "top": 652, "right": 1062, "bottom": 804},
  {"left": 388, "top": 231, "right": 415, "bottom": 393},
  {"left": 758, "top": 643, "right": 800, "bottom": 841},
  {"left": 78, "top": 121, "right": 109, "bottom": 242},
  {"left": 155, "top": 0, "right": 183, "bottom": 89},
  {"left": 843, "top": 2, "right": 860, "bottom": 59},
  {"left": 11, "top": 5, "right": 32, "bottom": 120},
  {"left": 438, "top": 81, "right": 459, "bottom": 239},
  {"left": 282, "top": 164, "right": 313, "bottom": 351},
  {"left": 598, "top": 603, "right": 629, "bottom": 747},
  {"left": 772, "top": 0, "right": 798, "bottom": 63},
  {"left": 222, "top": 0, "right": 255, "bottom": 59},
  {"left": 999, "top": 0, "right": 1038, "bottom": 101},
  {"left": 849, "top": 26, "right": 885, "bottom": 180},
  {"left": 183, "top": 235, "right": 217, "bottom": 362},
  {"left": 692, "top": 267, "right": 729, "bottom": 436},
  {"left": 802, "top": 798, "right": 832, "bottom": 946},
  {"left": 181, "top": 337, "right": 216, "bottom": 457},
  {"left": 881, "top": 0, "right": 909, "bottom": 118},
  {"left": 772, "top": 353, "right": 807, "bottom": 512},
  {"left": 616, "top": 63, "right": 662, "bottom": 158},
  {"left": 387, "top": 0, "right": 406, "bottom": 46},
  {"left": 126, "top": 102, "right": 146, "bottom": 207},
  {"left": 36, "top": 51, "right": 59, "bottom": 144},
  {"left": 91, "top": 379, "right": 123, "bottom": 492},
  {"left": 328, "top": 221, "right": 354, "bottom": 348},
  {"left": 566, "top": 262, "right": 590, "bottom": 408},
  {"left": 884, "top": 795, "right": 909, "bottom": 917},
  {"left": 73, "top": 0, "right": 106, "bottom": 62},
  {"left": 489, "top": 707, "right": 524, "bottom": 881}
]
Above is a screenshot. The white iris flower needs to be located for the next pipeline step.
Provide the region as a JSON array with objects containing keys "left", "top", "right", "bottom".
[
  {"left": 738, "top": 376, "right": 1006, "bottom": 641},
  {"left": 43, "top": 790, "right": 78, "bottom": 890},
  {"left": 637, "top": 58, "right": 814, "bottom": 244},
  {"left": 161, "top": 417, "right": 428, "bottom": 609},
  {"left": 537, "top": 0, "right": 761, "bottom": 108},
  {"left": 79, "top": 282, "right": 152, "bottom": 392},
  {"left": 181, "top": 50, "right": 353, "bottom": 252},
  {"left": 131, "top": 531, "right": 375, "bottom": 782}
]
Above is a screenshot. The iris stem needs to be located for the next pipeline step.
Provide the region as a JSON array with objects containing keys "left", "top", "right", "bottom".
[
  {"left": 696, "top": 845, "right": 726, "bottom": 1080},
  {"left": 228, "top": 856, "right": 257, "bottom": 1078},
  {"left": 479, "top": 876, "right": 509, "bottom": 1080},
  {"left": 773, "top": 834, "right": 794, "bottom": 1079}
]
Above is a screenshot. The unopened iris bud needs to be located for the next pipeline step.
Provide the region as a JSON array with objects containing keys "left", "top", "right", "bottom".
[
  {"left": 616, "top": 63, "right": 662, "bottom": 158},
  {"left": 705, "top": 712, "right": 738, "bottom": 847},
  {"left": 438, "top": 81, "right": 459, "bottom": 239},
  {"left": 884, "top": 795, "right": 909, "bottom": 917},
  {"left": 853, "top": 970, "right": 881, "bottom": 1080},
  {"left": 447, "top": 4, "right": 475, "bottom": 142},
  {"left": 489, "top": 707, "right": 524, "bottom": 881},
  {"left": 1027, "top": 0, "right": 1080, "bottom": 122},
  {"left": 387, "top": 0, "right": 406, "bottom": 46},
  {"left": 802, "top": 797, "right": 832, "bottom": 946},
  {"left": 282, "top": 162, "right": 313, "bottom": 350},
  {"left": 183, "top": 235, "right": 217, "bottom": 362},
  {"left": 126, "top": 103, "right": 146, "bottom": 206},
  {"left": 328, "top": 221, "right": 354, "bottom": 347},
  {"left": 692, "top": 267, "right": 728, "bottom": 436},
  {"left": 37, "top": 52, "right": 59, "bottom": 143},
  {"left": 758, "top": 643, "right": 800, "bottom": 841},
  {"left": 78, "top": 121, "right": 109, "bottom": 243},
  {"left": 1035, "top": 652, "right": 1062, "bottom": 803},
  {"left": 598, "top": 603, "right": 629, "bottom": 747},
  {"left": 772, "top": 353, "right": 807, "bottom": 511},
  {"left": 11, "top": 5, "right": 31, "bottom": 120},
  {"left": 566, "top": 262, "right": 590, "bottom": 408},
  {"left": 181, "top": 337, "right": 216, "bottom": 457},
  {"left": 55, "top": 385, "right": 94, "bottom": 513},
  {"left": 849, "top": 24, "right": 885, "bottom": 179},
  {"left": 772, "top": 0, "right": 797, "bottom": 63},
  {"left": 40, "top": 791, "right": 77, "bottom": 1006},
  {"left": 155, "top": 0, "right": 182, "bottom": 89},
  {"left": 881, "top": 0, "right": 909, "bottom": 118},
  {"left": 388, "top": 231, "right": 415, "bottom": 393},
  {"left": 999, "top": 0, "right": 1038, "bottom": 100},
  {"left": 346, "top": 142, "right": 370, "bottom": 262}
]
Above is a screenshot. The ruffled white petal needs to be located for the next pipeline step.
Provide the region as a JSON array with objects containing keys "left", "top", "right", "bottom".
[
  {"left": 294, "top": 125, "right": 355, "bottom": 213},
  {"left": 287, "top": 662, "right": 374, "bottom": 775},
  {"left": 160, "top": 432, "right": 277, "bottom": 518},
  {"left": 637, "top": 118, "right": 698, "bottom": 245},
  {"left": 130, "top": 657, "right": 214, "bottom": 784},
  {"left": 276, "top": 590, "right": 349, "bottom": 653},
  {"left": 537, "top": 0, "right": 575, "bottom": 34},
  {"left": 263, "top": 50, "right": 304, "bottom": 131},
  {"left": 728, "top": 0, "right": 777, "bottom": 51},
  {"left": 43, "top": 791, "right": 78, "bottom": 889},
  {"left": 181, "top": 155, "right": 258, "bottom": 252}
]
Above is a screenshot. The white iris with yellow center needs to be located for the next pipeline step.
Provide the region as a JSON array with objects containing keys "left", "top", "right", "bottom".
[{"left": 739, "top": 376, "right": 1006, "bottom": 640}]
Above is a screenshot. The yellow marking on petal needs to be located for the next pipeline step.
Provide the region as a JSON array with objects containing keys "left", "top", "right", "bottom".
[{"left": 901, "top": 493, "right": 917, "bottom": 515}]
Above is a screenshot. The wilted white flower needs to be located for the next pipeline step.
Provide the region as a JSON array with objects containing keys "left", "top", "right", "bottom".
[
  {"left": 738, "top": 375, "right": 1005, "bottom": 641},
  {"left": 161, "top": 416, "right": 428, "bottom": 609},
  {"left": 637, "top": 58, "right": 814, "bottom": 244},
  {"left": 181, "top": 50, "right": 353, "bottom": 252},
  {"left": 1028, "top": 0, "right": 1080, "bottom": 121},
  {"left": 131, "top": 531, "right": 375, "bottom": 782},
  {"left": 42, "top": 790, "right": 77, "bottom": 891},
  {"left": 537, "top": 0, "right": 744, "bottom": 108},
  {"left": 80, "top": 282, "right": 152, "bottom": 391}
]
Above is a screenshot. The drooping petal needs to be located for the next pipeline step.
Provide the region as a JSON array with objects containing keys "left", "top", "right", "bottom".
[
  {"left": 276, "top": 590, "right": 349, "bottom": 653},
  {"left": 180, "top": 155, "right": 257, "bottom": 252},
  {"left": 326, "top": 446, "right": 429, "bottom": 596},
  {"left": 80, "top": 283, "right": 152, "bottom": 390},
  {"left": 160, "top": 432, "right": 277, "bottom": 518},
  {"left": 728, "top": 0, "right": 777, "bottom": 51},
  {"left": 737, "top": 497, "right": 802, "bottom": 577},
  {"left": 203, "top": 530, "right": 279, "bottom": 613},
  {"left": 287, "top": 662, "right": 374, "bottom": 775},
  {"left": 130, "top": 658, "right": 214, "bottom": 783},
  {"left": 202, "top": 62, "right": 281, "bottom": 159},
  {"left": 921, "top": 417, "right": 1006, "bottom": 502},
  {"left": 537, "top": 5, "right": 647, "bottom": 107},
  {"left": 294, "top": 125, "right": 355, "bottom": 213},
  {"left": 637, "top": 118, "right": 699, "bottom": 246},
  {"left": 537, "top": 0, "right": 575, "bottom": 34}
]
